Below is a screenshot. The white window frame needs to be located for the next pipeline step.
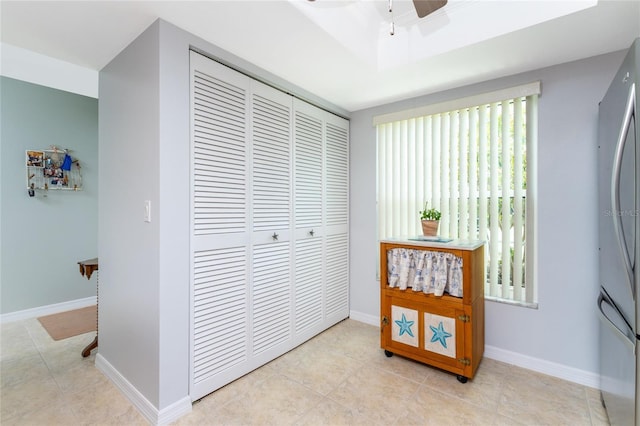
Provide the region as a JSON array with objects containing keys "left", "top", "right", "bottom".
[{"left": 374, "top": 82, "right": 539, "bottom": 307}]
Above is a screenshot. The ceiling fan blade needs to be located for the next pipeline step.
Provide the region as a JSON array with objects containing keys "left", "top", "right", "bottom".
[{"left": 412, "top": 0, "right": 447, "bottom": 18}]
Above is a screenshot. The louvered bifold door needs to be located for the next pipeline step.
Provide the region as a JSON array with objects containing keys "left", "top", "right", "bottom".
[
  {"left": 324, "top": 114, "right": 350, "bottom": 320},
  {"left": 190, "top": 52, "right": 251, "bottom": 400},
  {"left": 190, "top": 51, "right": 349, "bottom": 401},
  {"left": 293, "top": 100, "right": 324, "bottom": 334},
  {"left": 250, "top": 81, "right": 293, "bottom": 357}
]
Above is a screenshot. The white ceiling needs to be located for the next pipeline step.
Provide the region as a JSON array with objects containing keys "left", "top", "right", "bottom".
[{"left": 1, "top": 0, "right": 639, "bottom": 112}]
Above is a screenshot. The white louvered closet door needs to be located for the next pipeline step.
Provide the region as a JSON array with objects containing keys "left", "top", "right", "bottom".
[
  {"left": 293, "top": 100, "right": 324, "bottom": 334},
  {"left": 250, "top": 82, "right": 293, "bottom": 356},
  {"left": 324, "top": 114, "right": 349, "bottom": 320},
  {"left": 190, "top": 51, "right": 349, "bottom": 402},
  {"left": 190, "top": 52, "right": 251, "bottom": 400}
]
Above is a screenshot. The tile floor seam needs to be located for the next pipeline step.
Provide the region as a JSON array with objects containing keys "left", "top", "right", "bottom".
[
  {"left": 35, "top": 331, "right": 79, "bottom": 417},
  {"left": 287, "top": 395, "right": 332, "bottom": 426},
  {"left": 377, "top": 363, "right": 432, "bottom": 386},
  {"left": 320, "top": 368, "right": 362, "bottom": 409},
  {"left": 422, "top": 377, "right": 506, "bottom": 412},
  {"left": 0, "top": 377, "right": 67, "bottom": 424},
  {"left": 39, "top": 348, "right": 71, "bottom": 396},
  {"left": 402, "top": 378, "right": 433, "bottom": 425},
  {"left": 495, "top": 383, "right": 594, "bottom": 426},
  {"left": 279, "top": 370, "right": 339, "bottom": 403},
  {"left": 419, "top": 379, "right": 499, "bottom": 413}
]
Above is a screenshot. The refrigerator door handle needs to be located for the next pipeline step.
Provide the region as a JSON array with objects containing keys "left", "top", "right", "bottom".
[
  {"left": 611, "top": 82, "right": 636, "bottom": 299},
  {"left": 598, "top": 291, "right": 635, "bottom": 353}
]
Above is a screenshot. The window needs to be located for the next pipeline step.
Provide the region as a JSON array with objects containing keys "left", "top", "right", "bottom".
[{"left": 375, "top": 83, "right": 539, "bottom": 306}]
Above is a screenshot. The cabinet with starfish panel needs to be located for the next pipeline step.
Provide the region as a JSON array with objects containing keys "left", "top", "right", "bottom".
[{"left": 380, "top": 239, "right": 485, "bottom": 383}]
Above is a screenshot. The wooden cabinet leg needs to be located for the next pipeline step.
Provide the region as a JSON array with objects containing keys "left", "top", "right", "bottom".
[
  {"left": 79, "top": 262, "right": 99, "bottom": 358},
  {"left": 81, "top": 336, "right": 98, "bottom": 357}
]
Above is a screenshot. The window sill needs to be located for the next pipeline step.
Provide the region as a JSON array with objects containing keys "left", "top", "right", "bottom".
[{"left": 485, "top": 295, "right": 538, "bottom": 309}]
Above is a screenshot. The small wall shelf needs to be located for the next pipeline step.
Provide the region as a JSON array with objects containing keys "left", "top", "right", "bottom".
[{"left": 26, "top": 149, "right": 82, "bottom": 193}]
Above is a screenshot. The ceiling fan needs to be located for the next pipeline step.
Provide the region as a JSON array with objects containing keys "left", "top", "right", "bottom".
[
  {"left": 387, "top": 0, "right": 447, "bottom": 35},
  {"left": 412, "top": 0, "right": 448, "bottom": 18}
]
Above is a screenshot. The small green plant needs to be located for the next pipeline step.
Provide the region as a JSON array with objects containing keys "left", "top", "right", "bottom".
[{"left": 419, "top": 202, "right": 441, "bottom": 221}]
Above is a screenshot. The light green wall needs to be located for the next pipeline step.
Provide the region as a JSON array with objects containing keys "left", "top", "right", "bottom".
[{"left": 0, "top": 76, "right": 98, "bottom": 314}]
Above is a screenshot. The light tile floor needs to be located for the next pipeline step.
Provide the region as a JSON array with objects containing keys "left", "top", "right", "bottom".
[{"left": 1, "top": 318, "right": 610, "bottom": 425}]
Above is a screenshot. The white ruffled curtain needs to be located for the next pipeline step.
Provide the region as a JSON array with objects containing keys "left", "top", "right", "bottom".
[{"left": 387, "top": 248, "right": 463, "bottom": 297}]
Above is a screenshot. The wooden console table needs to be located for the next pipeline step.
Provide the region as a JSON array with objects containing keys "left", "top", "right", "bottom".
[{"left": 78, "top": 257, "right": 98, "bottom": 357}]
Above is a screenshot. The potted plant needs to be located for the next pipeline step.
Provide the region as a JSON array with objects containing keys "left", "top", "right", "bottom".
[{"left": 419, "top": 202, "right": 441, "bottom": 236}]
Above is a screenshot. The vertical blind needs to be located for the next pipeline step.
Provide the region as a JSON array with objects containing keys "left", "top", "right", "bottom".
[{"left": 375, "top": 83, "right": 539, "bottom": 305}]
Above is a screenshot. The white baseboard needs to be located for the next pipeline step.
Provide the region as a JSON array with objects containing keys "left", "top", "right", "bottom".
[
  {"left": 348, "top": 309, "right": 378, "bottom": 326},
  {"left": 156, "top": 395, "right": 193, "bottom": 426},
  {"left": 95, "top": 354, "right": 192, "bottom": 425},
  {"left": 348, "top": 309, "right": 600, "bottom": 390},
  {"left": 0, "top": 296, "right": 97, "bottom": 324},
  {"left": 484, "top": 344, "right": 600, "bottom": 389}
]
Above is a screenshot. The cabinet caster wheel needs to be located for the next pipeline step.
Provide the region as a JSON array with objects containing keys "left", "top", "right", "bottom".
[
  {"left": 456, "top": 375, "right": 468, "bottom": 383},
  {"left": 384, "top": 350, "right": 393, "bottom": 358}
]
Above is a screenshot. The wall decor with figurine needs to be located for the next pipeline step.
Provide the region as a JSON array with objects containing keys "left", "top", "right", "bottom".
[{"left": 26, "top": 147, "right": 82, "bottom": 196}]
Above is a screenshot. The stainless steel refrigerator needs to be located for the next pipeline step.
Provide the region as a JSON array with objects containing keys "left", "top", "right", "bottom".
[{"left": 598, "top": 37, "right": 640, "bottom": 426}]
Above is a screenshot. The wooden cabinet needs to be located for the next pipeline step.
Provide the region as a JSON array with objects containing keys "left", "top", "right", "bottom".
[{"left": 380, "top": 239, "right": 485, "bottom": 382}]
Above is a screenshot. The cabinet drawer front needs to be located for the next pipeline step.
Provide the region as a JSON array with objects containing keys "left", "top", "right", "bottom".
[{"left": 381, "top": 296, "right": 469, "bottom": 375}]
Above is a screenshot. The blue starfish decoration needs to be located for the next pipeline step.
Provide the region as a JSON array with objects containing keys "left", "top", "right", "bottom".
[
  {"left": 394, "top": 313, "right": 415, "bottom": 337},
  {"left": 430, "top": 321, "right": 452, "bottom": 348}
]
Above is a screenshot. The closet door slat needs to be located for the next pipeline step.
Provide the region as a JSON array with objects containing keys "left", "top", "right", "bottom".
[
  {"left": 192, "top": 247, "right": 247, "bottom": 383},
  {"left": 193, "top": 68, "right": 247, "bottom": 235},
  {"left": 252, "top": 241, "right": 291, "bottom": 354},
  {"left": 252, "top": 90, "right": 291, "bottom": 232},
  {"left": 325, "top": 234, "right": 349, "bottom": 317},
  {"left": 294, "top": 238, "right": 324, "bottom": 332},
  {"left": 325, "top": 123, "right": 349, "bottom": 227},
  {"left": 294, "top": 110, "right": 323, "bottom": 228}
]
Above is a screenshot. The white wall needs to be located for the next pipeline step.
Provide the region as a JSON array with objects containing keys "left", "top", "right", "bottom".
[
  {"left": 0, "top": 43, "right": 98, "bottom": 98},
  {"left": 98, "top": 19, "right": 164, "bottom": 411},
  {"left": 349, "top": 49, "right": 627, "bottom": 387}
]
